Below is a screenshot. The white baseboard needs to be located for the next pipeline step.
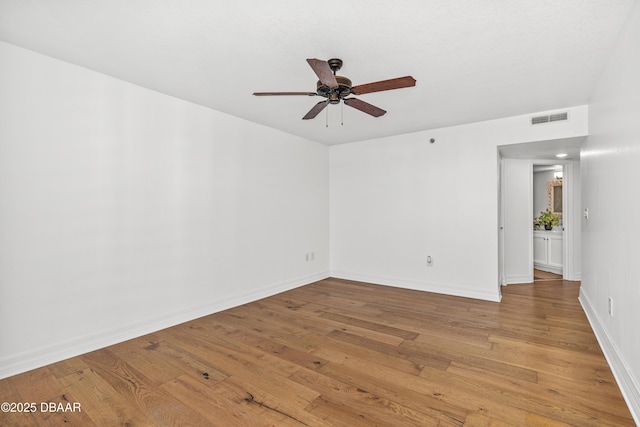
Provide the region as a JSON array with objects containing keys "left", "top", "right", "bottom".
[
  {"left": 0, "top": 271, "right": 329, "bottom": 380},
  {"left": 579, "top": 289, "right": 640, "bottom": 425},
  {"left": 330, "top": 270, "right": 501, "bottom": 302},
  {"left": 504, "top": 273, "right": 534, "bottom": 285}
]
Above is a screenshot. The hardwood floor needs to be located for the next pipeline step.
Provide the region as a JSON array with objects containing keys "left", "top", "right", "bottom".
[
  {"left": 0, "top": 278, "right": 634, "bottom": 426},
  {"left": 533, "top": 269, "right": 563, "bottom": 281}
]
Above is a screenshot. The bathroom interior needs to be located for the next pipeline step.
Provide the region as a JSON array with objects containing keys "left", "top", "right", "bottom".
[{"left": 533, "top": 164, "right": 564, "bottom": 280}]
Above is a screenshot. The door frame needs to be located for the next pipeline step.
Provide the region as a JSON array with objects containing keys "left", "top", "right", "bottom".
[{"left": 499, "top": 157, "right": 580, "bottom": 284}]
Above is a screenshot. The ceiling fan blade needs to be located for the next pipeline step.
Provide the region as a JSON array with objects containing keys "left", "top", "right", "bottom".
[
  {"left": 306, "top": 58, "right": 339, "bottom": 89},
  {"left": 344, "top": 98, "right": 386, "bottom": 117},
  {"left": 253, "top": 92, "right": 317, "bottom": 96},
  {"left": 351, "top": 76, "right": 416, "bottom": 95},
  {"left": 302, "top": 100, "right": 329, "bottom": 120}
]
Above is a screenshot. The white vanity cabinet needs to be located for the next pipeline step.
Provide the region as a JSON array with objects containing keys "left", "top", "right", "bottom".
[{"left": 533, "top": 231, "right": 563, "bottom": 275}]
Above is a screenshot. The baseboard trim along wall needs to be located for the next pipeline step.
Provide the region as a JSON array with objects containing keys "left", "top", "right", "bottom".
[
  {"left": 504, "top": 273, "right": 534, "bottom": 285},
  {"left": 579, "top": 289, "right": 640, "bottom": 425},
  {"left": 0, "top": 271, "right": 330, "bottom": 380},
  {"left": 330, "top": 270, "right": 502, "bottom": 302}
]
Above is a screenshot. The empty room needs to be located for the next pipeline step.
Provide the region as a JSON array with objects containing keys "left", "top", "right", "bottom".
[{"left": 1, "top": 1, "right": 639, "bottom": 425}]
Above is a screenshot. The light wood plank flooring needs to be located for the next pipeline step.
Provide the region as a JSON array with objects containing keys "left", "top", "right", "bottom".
[{"left": 0, "top": 278, "right": 634, "bottom": 426}]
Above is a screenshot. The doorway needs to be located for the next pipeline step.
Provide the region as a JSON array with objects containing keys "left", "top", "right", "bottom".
[
  {"left": 532, "top": 163, "right": 564, "bottom": 280},
  {"left": 498, "top": 137, "right": 584, "bottom": 286}
]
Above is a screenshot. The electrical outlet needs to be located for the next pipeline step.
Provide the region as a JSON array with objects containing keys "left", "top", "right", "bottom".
[
  {"left": 305, "top": 253, "right": 309, "bottom": 262},
  {"left": 427, "top": 255, "right": 433, "bottom": 267},
  {"left": 608, "top": 297, "right": 613, "bottom": 316},
  {"left": 310, "top": 252, "right": 315, "bottom": 261}
]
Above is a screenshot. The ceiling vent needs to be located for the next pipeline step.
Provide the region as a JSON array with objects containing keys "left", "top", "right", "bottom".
[{"left": 531, "top": 112, "right": 568, "bottom": 125}]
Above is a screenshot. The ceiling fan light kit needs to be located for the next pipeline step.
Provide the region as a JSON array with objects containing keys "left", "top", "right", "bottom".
[{"left": 253, "top": 58, "right": 416, "bottom": 121}]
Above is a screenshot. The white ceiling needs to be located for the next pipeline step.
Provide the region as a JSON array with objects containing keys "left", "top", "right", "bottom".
[{"left": 0, "top": 0, "right": 635, "bottom": 146}]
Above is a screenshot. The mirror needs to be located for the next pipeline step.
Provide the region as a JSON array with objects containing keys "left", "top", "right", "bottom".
[{"left": 548, "top": 179, "right": 562, "bottom": 215}]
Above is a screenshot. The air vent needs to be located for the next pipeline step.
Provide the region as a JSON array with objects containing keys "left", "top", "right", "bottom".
[
  {"left": 531, "top": 112, "right": 568, "bottom": 125},
  {"left": 532, "top": 115, "right": 549, "bottom": 125},
  {"left": 550, "top": 112, "right": 568, "bottom": 122}
]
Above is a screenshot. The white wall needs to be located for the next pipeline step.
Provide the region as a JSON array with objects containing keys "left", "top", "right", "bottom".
[
  {"left": 0, "top": 42, "right": 329, "bottom": 379},
  {"left": 330, "top": 106, "right": 588, "bottom": 302},
  {"left": 580, "top": 1, "right": 640, "bottom": 422}
]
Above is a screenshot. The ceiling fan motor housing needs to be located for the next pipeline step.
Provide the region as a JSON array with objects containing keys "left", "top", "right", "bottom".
[{"left": 317, "top": 76, "right": 352, "bottom": 103}]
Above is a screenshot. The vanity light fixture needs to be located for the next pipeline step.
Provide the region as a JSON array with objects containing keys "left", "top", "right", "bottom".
[{"left": 556, "top": 153, "right": 568, "bottom": 158}]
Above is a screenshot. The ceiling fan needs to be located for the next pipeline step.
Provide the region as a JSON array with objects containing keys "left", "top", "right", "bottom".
[{"left": 253, "top": 58, "right": 416, "bottom": 120}]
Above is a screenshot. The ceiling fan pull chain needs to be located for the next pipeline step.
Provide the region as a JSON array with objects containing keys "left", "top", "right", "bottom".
[
  {"left": 326, "top": 103, "right": 329, "bottom": 128},
  {"left": 341, "top": 101, "right": 344, "bottom": 126}
]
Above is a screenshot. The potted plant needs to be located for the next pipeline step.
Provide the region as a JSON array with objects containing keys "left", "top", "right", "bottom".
[{"left": 535, "top": 209, "right": 560, "bottom": 230}]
